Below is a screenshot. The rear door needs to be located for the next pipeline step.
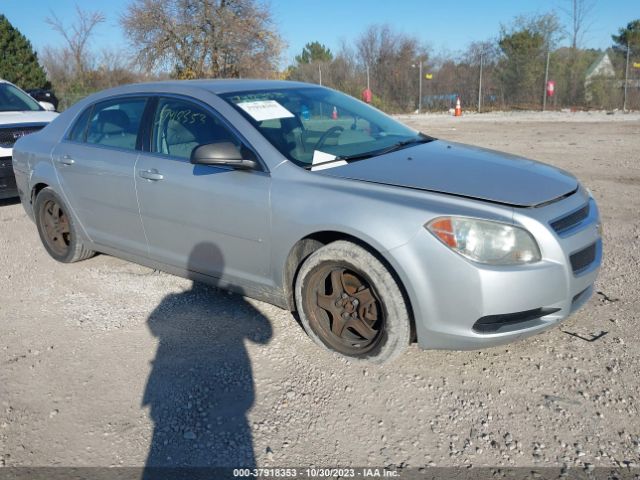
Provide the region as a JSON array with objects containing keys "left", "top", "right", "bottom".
[
  {"left": 52, "top": 97, "right": 149, "bottom": 257},
  {"left": 135, "top": 96, "right": 271, "bottom": 288}
]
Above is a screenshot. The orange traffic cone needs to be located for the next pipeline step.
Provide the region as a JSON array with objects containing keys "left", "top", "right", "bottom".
[
  {"left": 454, "top": 97, "right": 462, "bottom": 117},
  {"left": 331, "top": 106, "right": 338, "bottom": 120}
]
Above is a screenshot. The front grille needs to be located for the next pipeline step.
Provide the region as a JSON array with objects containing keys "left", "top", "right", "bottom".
[
  {"left": 0, "top": 172, "right": 17, "bottom": 190},
  {"left": 551, "top": 203, "right": 590, "bottom": 234},
  {"left": 570, "top": 243, "right": 596, "bottom": 274},
  {"left": 0, "top": 125, "right": 45, "bottom": 148}
]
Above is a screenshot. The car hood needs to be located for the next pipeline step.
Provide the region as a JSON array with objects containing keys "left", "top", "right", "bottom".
[
  {"left": 316, "top": 140, "right": 578, "bottom": 207},
  {"left": 0, "top": 110, "right": 58, "bottom": 125}
]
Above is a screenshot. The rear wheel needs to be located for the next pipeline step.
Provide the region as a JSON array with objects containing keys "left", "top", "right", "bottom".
[
  {"left": 295, "top": 240, "right": 411, "bottom": 364},
  {"left": 34, "top": 187, "right": 94, "bottom": 263}
]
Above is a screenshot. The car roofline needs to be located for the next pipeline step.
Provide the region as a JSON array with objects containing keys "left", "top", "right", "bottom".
[{"left": 84, "top": 79, "right": 319, "bottom": 98}]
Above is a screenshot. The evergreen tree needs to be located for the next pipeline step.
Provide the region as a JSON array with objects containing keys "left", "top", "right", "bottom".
[
  {"left": 0, "top": 14, "right": 48, "bottom": 89},
  {"left": 498, "top": 28, "right": 546, "bottom": 105},
  {"left": 612, "top": 19, "right": 640, "bottom": 53},
  {"left": 295, "top": 42, "right": 333, "bottom": 65}
]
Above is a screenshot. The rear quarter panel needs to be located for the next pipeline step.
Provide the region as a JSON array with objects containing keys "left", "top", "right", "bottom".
[{"left": 13, "top": 103, "right": 86, "bottom": 219}]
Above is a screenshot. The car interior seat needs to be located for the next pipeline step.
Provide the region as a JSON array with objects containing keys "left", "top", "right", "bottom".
[{"left": 88, "top": 109, "right": 136, "bottom": 149}]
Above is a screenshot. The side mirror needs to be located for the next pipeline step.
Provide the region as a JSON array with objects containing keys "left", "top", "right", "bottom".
[
  {"left": 39, "top": 101, "right": 56, "bottom": 112},
  {"left": 190, "top": 142, "right": 257, "bottom": 170}
]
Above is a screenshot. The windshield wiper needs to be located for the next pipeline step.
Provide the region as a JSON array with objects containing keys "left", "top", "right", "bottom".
[
  {"left": 304, "top": 133, "right": 435, "bottom": 170},
  {"left": 334, "top": 133, "right": 434, "bottom": 162}
]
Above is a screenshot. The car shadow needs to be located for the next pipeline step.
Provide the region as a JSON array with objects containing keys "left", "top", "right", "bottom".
[{"left": 142, "top": 242, "right": 272, "bottom": 478}]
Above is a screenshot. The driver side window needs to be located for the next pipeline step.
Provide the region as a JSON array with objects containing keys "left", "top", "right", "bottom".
[{"left": 151, "top": 98, "right": 241, "bottom": 161}]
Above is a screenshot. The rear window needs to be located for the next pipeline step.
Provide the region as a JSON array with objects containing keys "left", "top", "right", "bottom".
[
  {"left": 85, "top": 98, "right": 147, "bottom": 151},
  {"left": 67, "top": 107, "right": 93, "bottom": 142}
]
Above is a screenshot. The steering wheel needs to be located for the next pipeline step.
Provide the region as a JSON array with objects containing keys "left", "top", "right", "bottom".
[{"left": 314, "top": 126, "right": 344, "bottom": 151}]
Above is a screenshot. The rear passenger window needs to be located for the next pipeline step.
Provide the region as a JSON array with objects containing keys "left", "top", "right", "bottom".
[
  {"left": 86, "top": 98, "right": 147, "bottom": 150},
  {"left": 67, "top": 107, "right": 92, "bottom": 142}
]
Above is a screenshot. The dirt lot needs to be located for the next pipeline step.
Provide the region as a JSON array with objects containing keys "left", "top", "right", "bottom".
[{"left": 1, "top": 111, "right": 639, "bottom": 471}]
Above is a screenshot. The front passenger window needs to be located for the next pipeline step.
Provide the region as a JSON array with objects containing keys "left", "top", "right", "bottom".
[
  {"left": 86, "top": 98, "right": 147, "bottom": 151},
  {"left": 152, "top": 98, "right": 241, "bottom": 160}
]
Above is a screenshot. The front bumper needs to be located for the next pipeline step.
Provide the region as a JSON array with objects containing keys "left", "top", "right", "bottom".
[{"left": 389, "top": 189, "right": 602, "bottom": 350}]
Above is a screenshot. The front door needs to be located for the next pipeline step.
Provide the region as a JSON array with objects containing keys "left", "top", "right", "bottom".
[{"left": 135, "top": 96, "right": 271, "bottom": 289}]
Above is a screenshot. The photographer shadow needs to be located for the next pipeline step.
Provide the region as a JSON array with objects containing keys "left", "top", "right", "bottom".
[{"left": 142, "top": 242, "right": 272, "bottom": 477}]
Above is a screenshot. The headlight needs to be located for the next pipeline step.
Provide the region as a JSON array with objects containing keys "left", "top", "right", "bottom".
[{"left": 426, "top": 216, "right": 541, "bottom": 265}]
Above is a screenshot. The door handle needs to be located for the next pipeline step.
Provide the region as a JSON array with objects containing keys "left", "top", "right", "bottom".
[
  {"left": 58, "top": 155, "right": 75, "bottom": 166},
  {"left": 139, "top": 169, "right": 164, "bottom": 181}
]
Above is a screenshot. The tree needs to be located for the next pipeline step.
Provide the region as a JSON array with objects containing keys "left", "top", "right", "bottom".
[
  {"left": 550, "top": 47, "right": 599, "bottom": 106},
  {"left": 45, "top": 6, "right": 105, "bottom": 83},
  {"left": 497, "top": 28, "right": 545, "bottom": 105},
  {"left": 42, "top": 6, "right": 144, "bottom": 110},
  {"left": 497, "top": 13, "right": 564, "bottom": 106},
  {"left": 459, "top": 41, "right": 500, "bottom": 110},
  {"left": 560, "top": 0, "right": 596, "bottom": 49},
  {"left": 355, "top": 24, "right": 428, "bottom": 112},
  {"left": 512, "top": 12, "right": 565, "bottom": 50},
  {"left": 612, "top": 19, "right": 640, "bottom": 53},
  {"left": 294, "top": 42, "right": 333, "bottom": 65},
  {"left": 121, "top": 0, "right": 284, "bottom": 79},
  {"left": 0, "top": 14, "right": 48, "bottom": 89}
]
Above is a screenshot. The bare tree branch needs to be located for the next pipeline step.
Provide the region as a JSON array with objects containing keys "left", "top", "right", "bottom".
[
  {"left": 558, "top": 0, "right": 596, "bottom": 48},
  {"left": 120, "top": 0, "right": 284, "bottom": 79},
  {"left": 45, "top": 5, "right": 105, "bottom": 80}
]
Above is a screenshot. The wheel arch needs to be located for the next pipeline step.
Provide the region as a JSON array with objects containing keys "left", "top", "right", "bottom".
[
  {"left": 283, "top": 231, "right": 415, "bottom": 339},
  {"left": 31, "top": 182, "right": 49, "bottom": 206}
]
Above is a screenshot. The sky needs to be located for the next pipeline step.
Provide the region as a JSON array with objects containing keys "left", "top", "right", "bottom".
[{"left": 0, "top": 0, "right": 636, "bottom": 67}]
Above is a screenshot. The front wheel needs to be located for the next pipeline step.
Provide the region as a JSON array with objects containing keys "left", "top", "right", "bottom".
[
  {"left": 34, "top": 187, "right": 94, "bottom": 263},
  {"left": 295, "top": 240, "right": 411, "bottom": 364}
]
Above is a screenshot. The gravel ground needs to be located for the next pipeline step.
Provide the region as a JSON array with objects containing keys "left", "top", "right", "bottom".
[{"left": 1, "top": 111, "right": 639, "bottom": 471}]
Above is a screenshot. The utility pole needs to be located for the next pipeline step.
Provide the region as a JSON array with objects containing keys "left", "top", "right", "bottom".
[
  {"left": 318, "top": 63, "right": 322, "bottom": 86},
  {"left": 366, "top": 65, "right": 370, "bottom": 90},
  {"left": 478, "top": 52, "right": 483, "bottom": 112},
  {"left": 418, "top": 61, "right": 423, "bottom": 114},
  {"left": 542, "top": 49, "right": 550, "bottom": 111},
  {"left": 624, "top": 41, "right": 630, "bottom": 112}
]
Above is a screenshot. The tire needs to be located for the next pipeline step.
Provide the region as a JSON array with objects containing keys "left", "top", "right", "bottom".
[
  {"left": 294, "top": 240, "right": 411, "bottom": 364},
  {"left": 34, "top": 187, "right": 94, "bottom": 263}
]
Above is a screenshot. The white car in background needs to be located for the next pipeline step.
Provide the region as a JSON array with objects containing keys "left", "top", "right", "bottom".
[{"left": 0, "top": 79, "right": 57, "bottom": 199}]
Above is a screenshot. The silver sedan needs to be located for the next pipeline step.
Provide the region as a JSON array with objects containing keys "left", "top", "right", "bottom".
[{"left": 12, "top": 80, "right": 602, "bottom": 363}]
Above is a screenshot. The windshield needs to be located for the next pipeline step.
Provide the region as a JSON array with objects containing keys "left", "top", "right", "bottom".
[
  {"left": 220, "top": 87, "right": 426, "bottom": 168},
  {"left": 0, "top": 83, "right": 43, "bottom": 112}
]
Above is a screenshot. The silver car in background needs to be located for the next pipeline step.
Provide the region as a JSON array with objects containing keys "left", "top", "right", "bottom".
[
  {"left": 12, "top": 80, "right": 602, "bottom": 363},
  {"left": 0, "top": 79, "right": 58, "bottom": 199}
]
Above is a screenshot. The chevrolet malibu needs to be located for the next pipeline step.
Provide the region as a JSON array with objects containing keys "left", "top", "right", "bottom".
[{"left": 12, "top": 80, "right": 602, "bottom": 363}]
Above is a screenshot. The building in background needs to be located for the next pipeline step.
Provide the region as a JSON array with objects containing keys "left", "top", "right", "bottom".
[{"left": 584, "top": 51, "right": 617, "bottom": 104}]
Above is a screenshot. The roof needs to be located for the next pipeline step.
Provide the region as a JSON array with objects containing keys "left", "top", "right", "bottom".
[
  {"left": 585, "top": 51, "right": 615, "bottom": 79},
  {"left": 107, "top": 79, "right": 316, "bottom": 95}
]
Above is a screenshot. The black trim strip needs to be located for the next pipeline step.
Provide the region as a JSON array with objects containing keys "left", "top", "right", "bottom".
[{"left": 473, "top": 307, "right": 561, "bottom": 333}]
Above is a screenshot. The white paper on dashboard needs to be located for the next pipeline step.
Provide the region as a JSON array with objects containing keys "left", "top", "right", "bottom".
[
  {"left": 237, "top": 100, "right": 295, "bottom": 121},
  {"left": 310, "top": 150, "right": 347, "bottom": 171}
]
